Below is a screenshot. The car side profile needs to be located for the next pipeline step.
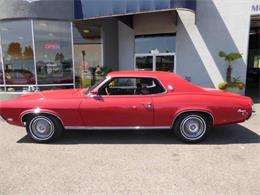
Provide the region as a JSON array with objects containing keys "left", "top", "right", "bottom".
[{"left": 0, "top": 71, "right": 254, "bottom": 143}]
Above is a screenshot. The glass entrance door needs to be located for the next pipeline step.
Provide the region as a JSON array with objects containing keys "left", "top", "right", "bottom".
[
  {"left": 135, "top": 53, "right": 175, "bottom": 72},
  {"left": 135, "top": 55, "right": 153, "bottom": 71},
  {"left": 246, "top": 19, "right": 260, "bottom": 101}
]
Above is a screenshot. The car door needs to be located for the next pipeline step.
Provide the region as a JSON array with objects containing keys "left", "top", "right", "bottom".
[{"left": 79, "top": 77, "right": 154, "bottom": 127}]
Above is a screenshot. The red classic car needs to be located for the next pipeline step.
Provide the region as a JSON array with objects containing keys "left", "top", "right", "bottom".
[{"left": 0, "top": 71, "right": 254, "bottom": 143}]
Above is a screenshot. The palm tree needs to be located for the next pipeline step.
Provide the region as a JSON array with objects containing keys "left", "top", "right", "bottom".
[{"left": 219, "top": 51, "right": 242, "bottom": 83}]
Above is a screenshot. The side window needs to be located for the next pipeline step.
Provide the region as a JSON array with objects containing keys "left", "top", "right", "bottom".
[
  {"left": 99, "top": 77, "right": 165, "bottom": 96},
  {"left": 111, "top": 78, "right": 136, "bottom": 88},
  {"left": 137, "top": 78, "right": 165, "bottom": 95}
]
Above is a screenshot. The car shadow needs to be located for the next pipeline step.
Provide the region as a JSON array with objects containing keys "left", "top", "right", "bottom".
[{"left": 17, "top": 124, "right": 259, "bottom": 145}]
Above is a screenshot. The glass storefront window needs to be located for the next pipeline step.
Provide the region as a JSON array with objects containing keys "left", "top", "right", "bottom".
[
  {"left": 156, "top": 55, "right": 175, "bottom": 71},
  {"left": 135, "top": 34, "right": 176, "bottom": 54},
  {"left": 1, "top": 20, "right": 35, "bottom": 85},
  {"left": 246, "top": 19, "right": 260, "bottom": 100},
  {"left": 6, "top": 86, "right": 37, "bottom": 93},
  {"left": 38, "top": 85, "right": 74, "bottom": 91},
  {"left": 0, "top": 43, "right": 3, "bottom": 85},
  {"left": 34, "top": 20, "right": 73, "bottom": 85},
  {"left": 135, "top": 54, "right": 175, "bottom": 72},
  {"left": 136, "top": 56, "right": 153, "bottom": 70}
]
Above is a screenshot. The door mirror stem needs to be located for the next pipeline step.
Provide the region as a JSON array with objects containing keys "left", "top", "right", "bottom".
[{"left": 88, "top": 90, "right": 102, "bottom": 99}]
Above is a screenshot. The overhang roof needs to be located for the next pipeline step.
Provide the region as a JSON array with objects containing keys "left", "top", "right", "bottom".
[{"left": 75, "top": 0, "right": 196, "bottom": 20}]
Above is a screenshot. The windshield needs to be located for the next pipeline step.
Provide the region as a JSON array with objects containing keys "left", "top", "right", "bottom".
[{"left": 86, "top": 77, "right": 107, "bottom": 93}]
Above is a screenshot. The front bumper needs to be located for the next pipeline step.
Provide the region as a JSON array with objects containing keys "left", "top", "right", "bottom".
[{"left": 0, "top": 115, "right": 6, "bottom": 123}]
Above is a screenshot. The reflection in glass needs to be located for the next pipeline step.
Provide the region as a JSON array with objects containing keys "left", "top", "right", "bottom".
[
  {"left": 34, "top": 20, "right": 73, "bottom": 85},
  {"left": 135, "top": 34, "right": 176, "bottom": 54},
  {"left": 6, "top": 86, "right": 37, "bottom": 93},
  {"left": 246, "top": 20, "right": 260, "bottom": 100},
  {"left": 156, "top": 55, "right": 174, "bottom": 71},
  {"left": 1, "top": 20, "right": 35, "bottom": 85},
  {"left": 136, "top": 56, "right": 153, "bottom": 70},
  {"left": 0, "top": 43, "right": 3, "bottom": 85},
  {"left": 38, "top": 85, "right": 74, "bottom": 91}
]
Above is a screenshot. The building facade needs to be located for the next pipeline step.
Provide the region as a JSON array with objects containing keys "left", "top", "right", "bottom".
[{"left": 0, "top": 0, "right": 259, "bottom": 100}]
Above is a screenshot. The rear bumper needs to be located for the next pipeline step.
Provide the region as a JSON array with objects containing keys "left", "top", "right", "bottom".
[
  {"left": 250, "top": 110, "right": 256, "bottom": 119},
  {"left": 249, "top": 104, "right": 256, "bottom": 119}
]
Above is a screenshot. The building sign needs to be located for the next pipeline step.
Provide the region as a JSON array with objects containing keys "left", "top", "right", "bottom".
[
  {"left": 252, "top": 0, "right": 260, "bottom": 15},
  {"left": 44, "top": 43, "right": 60, "bottom": 50}
]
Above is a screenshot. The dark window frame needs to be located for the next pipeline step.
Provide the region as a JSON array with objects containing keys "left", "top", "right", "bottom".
[{"left": 98, "top": 76, "right": 167, "bottom": 96}]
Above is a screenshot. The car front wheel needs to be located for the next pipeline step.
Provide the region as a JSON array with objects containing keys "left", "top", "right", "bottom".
[
  {"left": 26, "top": 114, "right": 63, "bottom": 143},
  {"left": 173, "top": 113, "right": 211, "bottom": 143}
]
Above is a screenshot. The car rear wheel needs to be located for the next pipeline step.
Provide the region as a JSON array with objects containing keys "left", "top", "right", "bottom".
[
  {"left": 26, "top": 114, "right": 63, "bottom": 143},
  {"left": 173, "top": 113, "right": 211, "bottom": 143}
]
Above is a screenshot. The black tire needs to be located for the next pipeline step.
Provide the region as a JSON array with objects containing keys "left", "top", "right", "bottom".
[
  {"left": 26, "top": 114, "right": 64, "bottom": 143},
  {"left": 173, "top": 112, "right": 212, "bottom": 143}
]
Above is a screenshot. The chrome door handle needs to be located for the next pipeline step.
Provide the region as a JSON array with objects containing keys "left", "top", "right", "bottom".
[
  {"left": 132, "top": 105, "right": 137, "bottom": 109},
  {"left": 141, "top": 102, "right": 153, "bottom": 109},
  {"left": 146, "top": 102, "right": 153, "bottom": 108}
]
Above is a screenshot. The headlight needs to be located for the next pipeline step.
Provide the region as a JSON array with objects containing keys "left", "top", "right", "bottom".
[{"left": 0, "top": 115, "right": 6, "bottom": 122}]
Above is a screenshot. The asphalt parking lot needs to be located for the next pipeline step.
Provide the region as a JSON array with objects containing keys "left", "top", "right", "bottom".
[{"left": 0, "top": 105, "right": 259, "bottom": 195}]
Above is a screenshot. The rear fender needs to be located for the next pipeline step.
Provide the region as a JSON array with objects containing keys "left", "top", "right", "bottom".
[{"left": 172, "top": 106, "right": 214, "bottom": 127}]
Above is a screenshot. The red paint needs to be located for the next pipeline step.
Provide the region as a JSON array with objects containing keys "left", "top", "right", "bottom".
[
  {"left": 44, "top": 43, "right": 60, "bottom": 50},
  {"left": 0, "top": 71, "right": 254, "bottom": 128}
]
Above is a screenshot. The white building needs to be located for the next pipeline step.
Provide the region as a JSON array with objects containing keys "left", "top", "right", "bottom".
[{"left": 0, "top": 0, "right": 259, "bottom": 101}]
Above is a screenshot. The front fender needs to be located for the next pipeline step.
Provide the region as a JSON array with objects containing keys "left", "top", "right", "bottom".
[{"left": 20, "top": 108, "right": 64, "bottom": 126}]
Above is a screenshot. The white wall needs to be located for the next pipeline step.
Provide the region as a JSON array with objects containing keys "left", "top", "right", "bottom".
[
  {"left": 176, "top": 0, "right": 252, "bottom": 89},
  {"left": 118, "top": 11, "right": 177, "bottom": 71},
  {"left": 118, "top": 21, "right": 135, "bottom": 70}
]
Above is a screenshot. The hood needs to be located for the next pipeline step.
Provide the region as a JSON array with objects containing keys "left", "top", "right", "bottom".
[
  {"left": 17, "top": 89, "right": 86, "bottom": 101},
  {"left": 40, "top": 89, "right": 84, "bottom": 99}
]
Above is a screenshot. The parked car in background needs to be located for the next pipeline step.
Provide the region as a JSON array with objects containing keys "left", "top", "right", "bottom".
[
  {"left": 0, "top": 71, "right": 254, "bottom": 143},
  {"left": 5, "top": 69, "right": 35, "bottom": 85}
]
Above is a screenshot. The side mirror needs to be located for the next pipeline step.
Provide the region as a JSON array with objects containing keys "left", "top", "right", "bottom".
[
  {"left": 90, "top": 90, "right": 98, "bottom": 95},
  {"left": 89, "top": 90, "right": 101, "bottom": 99}
]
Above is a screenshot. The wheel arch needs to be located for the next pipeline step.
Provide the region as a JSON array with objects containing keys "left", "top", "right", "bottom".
[
  {"left": 171, "top": 109, "right": 214, "bottom": 128},
  {"left": 20, "top": 109, "right": 64, "bottom": 127}
]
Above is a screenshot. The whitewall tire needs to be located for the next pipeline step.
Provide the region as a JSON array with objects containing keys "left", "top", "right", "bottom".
[{"left": 26, "top": 114, "right": 63, "bottom": 143}]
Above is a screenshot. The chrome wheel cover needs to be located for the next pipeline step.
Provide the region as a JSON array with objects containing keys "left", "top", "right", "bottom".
[
  {"left": 29, "top": 116, "right": 54, "bottom": 141},
  {"left": 180, "top": 115, "right": 206, "bottom": 141}
]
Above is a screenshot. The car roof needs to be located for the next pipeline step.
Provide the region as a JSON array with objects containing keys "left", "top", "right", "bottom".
[
  {"left": 108, "top": 71, "right": 203, "bottom": 93},
  {"left": 108, "top": 71, "right": 177, "bottom": 78}
]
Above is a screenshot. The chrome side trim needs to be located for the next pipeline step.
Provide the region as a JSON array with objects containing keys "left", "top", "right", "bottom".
[
  {"left": 20, "top": 111, "right": 65, "bottom": 127},
  {"left": 171, "top": 110, "right": 215, "bottom": 128},
  {"left": 64, "top": 126, "right": 171, "bottom": 130}
]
